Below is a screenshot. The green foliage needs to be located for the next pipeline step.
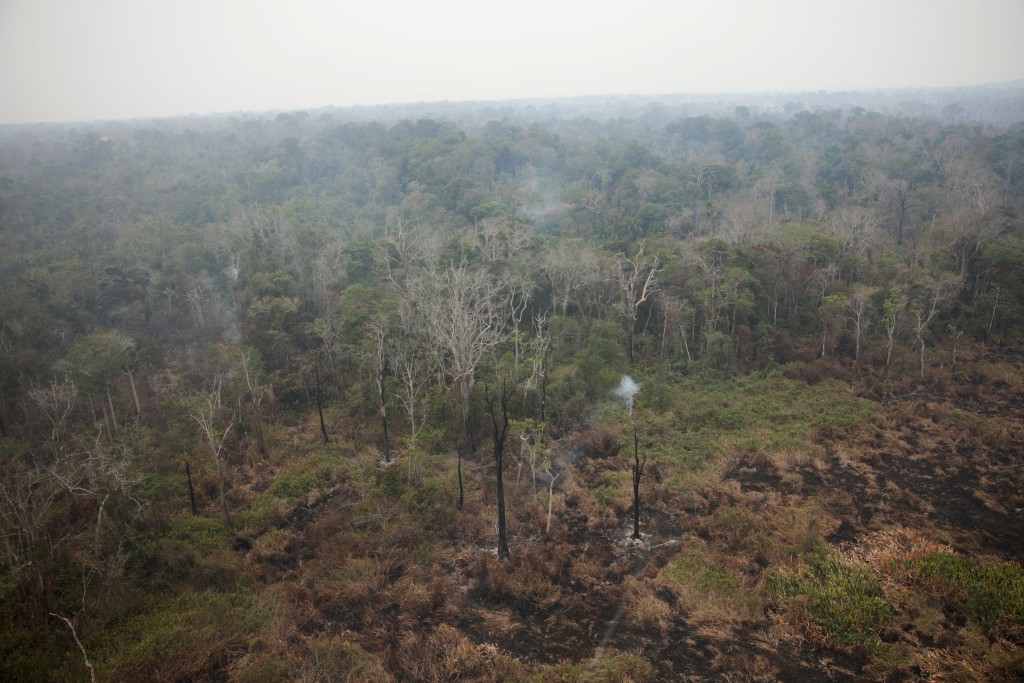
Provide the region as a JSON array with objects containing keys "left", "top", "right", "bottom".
[
  {"left": 633, "top": 370, "right": 875, "bottom": 490},
  {"left": 662, "top": 543, "right": 743, "bottom": 601},
  {"left": 269, "top": 469, "right": 321, "bottom": 502},
  {"left": 770, "top": 546, "right": 891, "bottom": 647},
  {"left": 893, "top": 551, "right": 1024, "bottom": 633},
  {"left": 530, "top": 652, "right": 656, "bottom": 682},
  {"left": 99, "top": 588, "right": 268, "bottom": 680},
  {"left": 572, "top": 320, "right": 626, "bottom": 398}
]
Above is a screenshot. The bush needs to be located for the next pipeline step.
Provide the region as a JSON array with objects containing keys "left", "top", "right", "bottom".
[
  {"left": 770, "top": 546, "right": 891, "bottom": 647},
  {"left": 892, "top": 551, "right": 1024, "bottom": 633}
]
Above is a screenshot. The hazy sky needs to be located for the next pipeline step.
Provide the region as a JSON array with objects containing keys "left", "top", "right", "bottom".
[{"left": 1, "top": 0, "right": 1022, "bottom": 123}]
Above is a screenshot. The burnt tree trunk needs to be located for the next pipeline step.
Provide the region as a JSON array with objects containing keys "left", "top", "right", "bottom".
[
  {"left": 378, "top": 362, "right": 391, "bottom": 463},
  {"left": 456, "top": 442, "right": 465, "bottom": 511},
  {"left": 896, "top": 187, "right": 907, "bottom": 246},
  {"left": 631, "top": 426, "right": 646, "bottom": 540},
  {"left": 486, "top": 382, "right": 511, "bottom": 558},
  {"left": 185, "top": 461, "right": 197, "bottom": 515},
  {"left": 315, "top": 363, "right": 329, "bottom": 445}
]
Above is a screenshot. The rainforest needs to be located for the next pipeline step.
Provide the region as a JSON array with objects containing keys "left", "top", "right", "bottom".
[{"left": 1, "top": 87, "right": 1023, "bottom": 681}]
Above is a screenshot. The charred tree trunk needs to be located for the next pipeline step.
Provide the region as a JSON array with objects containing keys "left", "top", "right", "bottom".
[
  {"left": 378, "top": 362, "right": 390, "bottom": 463},
  {"left": 252, "top": 407, "right": 269, "bottom": 459},
  {"left": 315, "top": 364, "right": 329, "bottom": 445},
  {"left": 125, "top": 368, "right": 141, "bottom": 417},
  {"left": 185, "top": 461, "right": 197, "bottom": 515},
  {"left": 214, "top": 454, "right": 231, "bottom": 526},
  {"left": 895, "top": 188, "right": 907, "bottom": 246},
  {"left": 631, "top": 426, "right": 646, "bottom": 540},
  {"left": 486, "top": 382, "right": 511, "bottom": 558},
  {"left": 456, "top": 442, "right": 464, "bottom": 511}
]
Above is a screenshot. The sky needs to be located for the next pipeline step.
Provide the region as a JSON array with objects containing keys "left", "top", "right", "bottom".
[{"left": 0, "top": 0, "right": 1022, "bottom": 124}]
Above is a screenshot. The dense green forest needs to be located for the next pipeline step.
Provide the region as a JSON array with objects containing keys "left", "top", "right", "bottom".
[{"left": 2, "top": 89, "right": 1023, "bottom": 681}]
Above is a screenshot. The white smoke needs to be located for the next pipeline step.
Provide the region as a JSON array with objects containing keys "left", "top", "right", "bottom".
[{"left": 613, "top": 375, "right": 641, "bottom": 418}]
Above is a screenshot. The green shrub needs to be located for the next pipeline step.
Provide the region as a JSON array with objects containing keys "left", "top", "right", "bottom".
[
  {"left": 893, "top": 551, "right": 1024, "bottom": 633},
  {"left": 530, "top": 651, "right": 655, "bottom": 682},
  {"left": 663, "top": 546, "right": 742, "bottom": 600},
  {"left": 269, "top": 469, "right": 321, "bottom": 501},
  {"left": 100, "top": 588, "right": 268, "bottom": 680},
  {"left": 770, "top": 546, "right": 891, "bottom": 647}
]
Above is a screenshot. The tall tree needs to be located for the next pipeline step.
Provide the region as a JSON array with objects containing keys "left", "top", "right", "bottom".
[
  {"left": 485, "top": 382, "right": 512, "bottom": 558},
  {"left": 410, "top": 260, "right": 512, "bottom": 447},
  {"left": 188, "top": 381, "right": 235, "bottom": 525}
]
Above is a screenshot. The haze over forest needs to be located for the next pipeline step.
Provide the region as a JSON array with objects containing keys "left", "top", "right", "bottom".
[
  {"left": 2, "top": 2, "right": 1024, "bottom": 682},
  {"left": 1, "top": 0, "right": 1023, "bottom": 124}
]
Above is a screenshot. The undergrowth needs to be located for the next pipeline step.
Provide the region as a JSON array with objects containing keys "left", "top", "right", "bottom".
[{"left": 770, "top": 546, "right": 892, "bottom": 647}]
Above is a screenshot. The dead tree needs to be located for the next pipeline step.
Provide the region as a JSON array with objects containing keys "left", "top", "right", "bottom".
[
  {"left": 631, "top": 426, "right": 646, "bottom": 540},
  {"left": 485, "top": 382, "right": 512, "bottom": 558},
  {"left": 455, "top": 441, "right": 465, "bottom": 511},
  {"left": 314, "top": 362, "right": 329, "bottom": 445},
  {"left": 368, "top": 316, "right": 391, "bottom": 463},
  {"left": 189, "top": 382, "right": 235, "bottom": 525},
  {"left": 614, "top": 241, "right": 660, "bottom": 365},
  {"left": 240, "top": 348, "right": 270, "bottom": 459},
  {"left": 410, "top": 260, "right": 512, "bottom": 448}
]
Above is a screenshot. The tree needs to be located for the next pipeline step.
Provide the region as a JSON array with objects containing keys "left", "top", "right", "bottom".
[
  {"left": 613, "top": 241, "right": 660, "bottom": 364},
  {"left": 188, "top": 382, "right": 235, "bottom": 525},
  {"left": 239, "top": 347, "right": 270, "bottom": 460},
  {"left": 539, "top": 239, "right": 601, "bottom": 318},
  {"left": 368, "top": 315, "right": 392, "bottom": 463},
  {"left": 61, "top": 332, "right": 139, "bottom": 436},
  {"left": 882, "top": 287, "right": 907, "bottom": 368},
  {"left": 820, "top": 294, "right": 846, "bottom": 358},
  {"left": 844, "top": 284, "right": 877, "bottom": 363},
  {"left": 630, "top": 426, "right": 646, "bottom": 541},
  {"left": 910, "top": 273, "right": 960, "bottom": 378},
  {"left": 390, "top": 303, "right": 433, "bottom": 452},
  {"left": 485, "top": 382, "right": 512, "bottom": 558},
  {"left": 28, "top": 377, "right": 77, "bottom": 443},
  {"left": 0, "top": 454, "right": 60, "bottom": 611},
  {"left": 410, "top": 260, "right": 512, "bottom": 447}
]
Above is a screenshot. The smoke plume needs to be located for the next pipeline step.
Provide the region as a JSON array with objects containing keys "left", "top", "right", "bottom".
[{"left": 613, "top": 375, "right": 641, "bottom": 418}]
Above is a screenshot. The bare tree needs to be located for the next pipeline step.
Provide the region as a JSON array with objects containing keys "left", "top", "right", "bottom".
[
  {"left": 469, "top": 215, "right": 531, "bottom": 262},
  {"left": 368, "top": 316, "right": 392, "bottom": 463},
  {"left": 631, "top": 426, "right": 646, "bottom": 541},
  {"left": 911, "top": 273, "right": 961, "bottom": 378},
  {"left": 844, "top": 284, "right": 877, "bottom": 363},
  {"left": 690, "top": 247, "right": 729, "bottom": 343},
  {"left": 28, "top": 378, "right": 78, "bottom": 442},
  {"left": 522, "top": 313, "right": 552, "bottom": 420},
  {"left": 539, "top": 239, "right": 601, "bottom": 317},
  {"left": 543, "top": 462, "right": 562, "bottom": 536},
  {"left": 485, "top": 382, "right": 512, "bottom": 558},
  {"left": 506, "top": 274, "right": 535, "bottom": 375},
  {"left": 239, "top": 348, "right": 270, "bottom": 460},
  {"left": 185, "top": 286, "right": 206, "bottom": 328},
  {"left": 189, "top": 382, "right": 235, "bottom": 525},
  {"left": 389, "top": 308, "right": 432, "bottom": 450},
  {"left": 882, "top": 287, "right": 907, "bottom": 368},
  {"left": 412, "top": 261, "right": 513, "bottom": 446},
  {"left": 0, "top": 455, "right": 60, "bottom": 610},
  {"left": 50, "top": 613, "right": 96, "bottom": 683},
  {"left": 659, "top": 293, "right": 694, "bottom": 362},
  {"left": 50, "top": 433, "right": 143, "bottom": 546},
  {"left": 613, "top": 241, "right": 661, "bottom": 364}
]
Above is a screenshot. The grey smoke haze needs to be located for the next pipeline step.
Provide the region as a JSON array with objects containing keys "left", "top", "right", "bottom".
[
  {"left": 613, "top": 376, "right": 641, "bottom": 417},
  {"left": 0, "top": 0, "right": 1022, "bottom": 124}
]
